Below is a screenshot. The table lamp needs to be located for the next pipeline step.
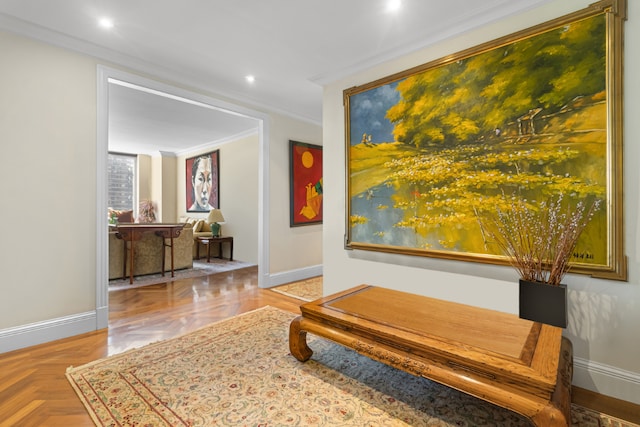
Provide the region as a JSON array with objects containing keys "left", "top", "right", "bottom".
[{"left": 207, "top": 209, "right": 225, "bottom": 237}]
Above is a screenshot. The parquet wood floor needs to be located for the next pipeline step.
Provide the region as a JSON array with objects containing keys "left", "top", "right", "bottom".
[{"left": 0, "top": 266, "right": 637, "bottom": 426}]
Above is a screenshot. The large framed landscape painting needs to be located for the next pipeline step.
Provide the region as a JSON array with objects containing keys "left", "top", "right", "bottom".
[
  {"left": 344, "top": 0, "right": 626, "bottom": 280},
  {"left": 290, "top": 140, "right": 323, "bottom": 226},
  {"left": 186, "top": 150, "right": 219, "bottom": 213}
]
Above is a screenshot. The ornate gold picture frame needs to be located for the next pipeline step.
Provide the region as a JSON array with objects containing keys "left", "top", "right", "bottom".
[{"left": 344, "top": 0, "right": 626, "bottom": 280}]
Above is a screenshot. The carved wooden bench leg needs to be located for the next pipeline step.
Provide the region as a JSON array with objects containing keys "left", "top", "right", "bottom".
[
  {"left": 289, "top": 316, "right": 313, "bottom": 362},
  {"left": 530, "top": 337, "right": 573, "bottom": 426}
]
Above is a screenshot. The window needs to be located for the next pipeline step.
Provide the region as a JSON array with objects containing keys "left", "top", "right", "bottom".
[{"left": 108, "top": 153, "right": 136, "bottom": 211}]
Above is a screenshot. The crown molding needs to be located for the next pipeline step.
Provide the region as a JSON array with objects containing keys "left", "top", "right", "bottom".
[
  {"left": 0, "top": 13, "right": 321, "bottom": 126},
  {"left": 310, "top": 0, "right": 556, "bottom": 85},
  {"left": 176, "top": 128, "right": 260, "bottom": 158}
]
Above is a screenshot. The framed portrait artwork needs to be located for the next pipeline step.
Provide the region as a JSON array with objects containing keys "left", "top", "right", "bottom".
[
  {"left": 290, "top": 140, "right": 323, "bottom": 226},
  {"left": 186, "top": 150, "right": 219, "bottom": 212},
  {"left": 344, "top": 0, "right": 626, "bottom": 280}
]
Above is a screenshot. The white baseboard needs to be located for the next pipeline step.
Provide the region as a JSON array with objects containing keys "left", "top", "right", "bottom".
[
  {"left": 3, "top": 295, "right": 639, "bottom": 407},
  {"left": 264, "top": 264, "right": 323, "bottom": 288},
  {"left": 0, "top": 311, "right": 99, "bottom": 354},
  {"left": 573, "top": 357, "right": 640, "bottom": 405}
]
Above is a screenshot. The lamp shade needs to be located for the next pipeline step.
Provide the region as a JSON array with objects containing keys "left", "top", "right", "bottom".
[{"left": 207, "top": 209, "right": 225, "bottom": 223}]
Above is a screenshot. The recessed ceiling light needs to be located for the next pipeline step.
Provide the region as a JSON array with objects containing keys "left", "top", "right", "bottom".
[
  {"left": 387, "top": 0, "right": 402, "bottom": 12},
  {"left": 245, "top": 75, "right": 256, "bottom": 84},
  {"left": 98, "top": 17, "right": 114, "bottom": 29}
]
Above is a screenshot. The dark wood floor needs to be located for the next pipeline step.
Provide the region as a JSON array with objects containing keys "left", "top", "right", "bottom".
[{"left": 0, "top": 266, "right": 637, "bottom": 426}]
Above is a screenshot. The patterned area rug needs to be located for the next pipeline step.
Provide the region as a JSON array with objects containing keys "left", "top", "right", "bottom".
[
  {"left": 270, "top": 276, "right": 323, "bottom": 301},
  {"left": 109, "top": 258, "right": 255, "bottom": 291},
  {"left": 66, "top": 307, "right": 637, "bottom": 427}
]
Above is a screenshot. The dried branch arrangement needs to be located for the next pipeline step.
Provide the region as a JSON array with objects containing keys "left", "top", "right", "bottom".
[{"left": 478, "top": 194, "right": 601, "bottom": 286}]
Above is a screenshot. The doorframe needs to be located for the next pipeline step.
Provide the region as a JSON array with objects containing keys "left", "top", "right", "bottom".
[{"left": 96, "top": 66, "right": 270, "bottom": 328}]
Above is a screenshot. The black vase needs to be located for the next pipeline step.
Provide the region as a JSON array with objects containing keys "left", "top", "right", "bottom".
[{"left": 519, "top": 279, "right": 568, "bottom": 328}]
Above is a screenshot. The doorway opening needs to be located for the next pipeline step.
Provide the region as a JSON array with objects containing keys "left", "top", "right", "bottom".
[{"left": 96, "top": 67, "right": 270, "bottom": 328}]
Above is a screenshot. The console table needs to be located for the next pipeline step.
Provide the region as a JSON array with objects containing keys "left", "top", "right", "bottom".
[
  {"left": 115, "top": 224, "right": 184, "bottom": 284},
  {"left": 289, "top": 285, "right": 572, "bottom": 426},
  {"left": 196, "top": 235, "right": 233, "bottom": 262}
]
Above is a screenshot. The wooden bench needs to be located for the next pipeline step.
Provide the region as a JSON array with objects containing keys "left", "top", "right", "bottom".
[{"left": 289, "top": 285, "right": 572, "bottom": 426}]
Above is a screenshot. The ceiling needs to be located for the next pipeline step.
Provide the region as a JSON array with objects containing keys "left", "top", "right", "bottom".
[
  {"left": 0, "top": 0, "right": 554, "bottom": 155},
  {"left": 107, "top": 81, "right": 260, "bottom": 155}
]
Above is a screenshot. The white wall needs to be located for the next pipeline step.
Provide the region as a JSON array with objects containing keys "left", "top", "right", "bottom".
[
  {"left": 161, "top": 153, "right": 177, "bottom": 223},
  {"left": 151, "top": 154, "right": 164, "bottom": 221},
  {"left": 0, "top": 31, "right": 97, "bottom": 331},
  {"left": 137, "top": 154, "right": 153, "bottom": 208},
  {"left": 177, "top": 133, "right": 261, "bottom": 265},
  {"left": 174, "top": 120, "right": 324, "bottom": 272},
  {"left": 220, "top": 134, "right": 260, "bottom": 265},
  {"left": 268, "top": 114, "right": 323, "bottom": 278},
  {"left": 323, "top": 0, "right": 640, "bottom": 404}
]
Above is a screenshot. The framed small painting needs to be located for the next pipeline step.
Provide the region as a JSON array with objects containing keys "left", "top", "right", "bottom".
[
  {"left": 344, "top": 0, "right": 626, "bottom": 280},
  {"left": 186, "top": 150, "right": 219, "bottom": 212},
  {"left": 290, "top": 140, "right": 323, "bottom": 226}
]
